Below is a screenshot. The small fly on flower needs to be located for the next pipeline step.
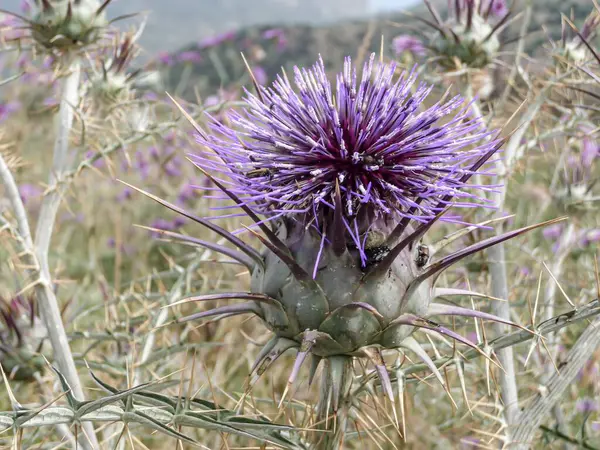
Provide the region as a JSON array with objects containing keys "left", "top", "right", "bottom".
[
  {"left": 245, "top": 168, "right": 272, "bottom": 179},
  {"left": 416, "top": 243, "right": 431, "bottom": 267}
]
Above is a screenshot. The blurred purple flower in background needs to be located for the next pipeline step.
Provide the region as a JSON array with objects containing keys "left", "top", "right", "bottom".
[
  {"left": 117, "top": 187, "right": 133, "bottom": 202},
  {"left": 252, "top": 65, "right": 268, "bottom": 85},
  {"left": 177, "top": 51, "right": 202, "bottom": 64},
  {"left": 542, "top": 223, "right": 565, "bottom": 241},
  {"left": 485, "top": 0, "right": 509, "bottom": 17},
  {"left": 458, "top": 0, "right": 508, "bottom": 18},
  {"left": 177, "top": 183, "right": 198, "bottom": 205},
  {"left": 149, "top": 219, "right": 175, "bottom": 237},
  {"left": 576, "top": 398, "right": 598, "bottom": 414},
  {"left": 173, "top": 216, "right": 186, "bottom": 229},
  {"left": 460, "top": 437, "right": 482, "bottom": 449},
  {"left": 0, "top": 101, "right": 21, "bottom": 123},
  {"left": 392, "top": 35, "right": 426, "bottom": 57},
  {"left": 262, "top": 28, "right": 288, "bottom": 51},
  {"left": 580, "top": 229, "right": 600, "bottom": 248},
  {"left": 157, "top": 51, "right": 174, "bottom": 66},
  {"left": 20, "top": 0, "right": 31, "bottom": 13},
  {"left": 198, "top": 31, "right": 236, "bottom": 49},
  {"left": 18, "top": 183, "right": 42, "bottom": 205}
]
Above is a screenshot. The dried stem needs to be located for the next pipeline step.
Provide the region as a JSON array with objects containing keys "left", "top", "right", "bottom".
[
  {"left": 361, "top": 299, "right": 600, "bottom": 386},
  {"left": 132, "top": 239, "right": 226, "bottom": 386}
]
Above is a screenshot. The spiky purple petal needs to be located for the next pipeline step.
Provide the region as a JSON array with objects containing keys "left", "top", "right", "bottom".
[{"left": 193, "top": 54, "right": 500, "bottom": 260}]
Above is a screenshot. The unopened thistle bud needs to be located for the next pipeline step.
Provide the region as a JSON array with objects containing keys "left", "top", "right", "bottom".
[
  {"left": 554, "top": 10, "right": 600, "bottom": 64},
  {"left": 0, "top": 295, "right": 46, "bottom": 381},
  {"left": 549, "top": 119, "right": 598, "bottom": 212},
  {"left": 418, "top": 0, "right": 509, "bottom": 70},
  {"left": 87, "top": 32, "right": 138, "bottom": 106},
  {"left": 30, "top": 0, "right": 110, "bottom": 51}
]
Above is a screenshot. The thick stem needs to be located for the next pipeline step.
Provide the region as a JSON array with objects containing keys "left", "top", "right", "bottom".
[
  {"left": 0, "top": 105, "right": 90, "bottom": 450},
  {"left": 485, "top": 68, "right": 558, "bottom": 437},
  {"left": 32, "top": 60, "right": 98, "bottom": 449},
  {"left": 510, "top": 317, "right": 600, "bottom": 449},
  {"left": 488, "top": 241, "right": 520, "bottom": 430},
  {"left": 314, "top": 357, "right": 353, "bottom": 450},
  {"left": 540, "top": 223, "right": 577, "bottom": 441}
]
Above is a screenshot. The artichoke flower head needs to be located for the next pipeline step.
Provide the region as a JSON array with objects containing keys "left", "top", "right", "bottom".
[{"left": 147, "top": 54, "right": 558, "bottom": 419}]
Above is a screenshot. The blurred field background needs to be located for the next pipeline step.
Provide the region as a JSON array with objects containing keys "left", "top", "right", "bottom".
[{"left": 0, "top": 0, "right": 599, "bottom": 449}]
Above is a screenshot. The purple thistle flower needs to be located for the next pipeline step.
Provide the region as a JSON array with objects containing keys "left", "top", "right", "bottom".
[
  {"left": 173, "top": 217, "right": 186, "bottom": 229},
  {"left": 580, "top": 229, "right": 600, "bottom": 248},
  {"left": 20, "top": 0, "right": 31, "bottom": 13},
  {"left": 252, "top": 65, "right": 268, "bottom": 85},
  {"left": 542, "top": 223, "right": 565, "bottom": 241},
  {"left": 392, "top": 35, "right": 426, "bottom": 57},
  {"left": 150, "top": 219, "right": 175, "bottom": 238},
  {"left": 18, "top": 183, "right": 42, "bottom": 205},
  {"left": 478, "top": 0, "right": 508, "bottom": 18},
  {"left": 0, "top": 101, "right": 21, "bottom": 123},
  {"left": 117, "top": 187, "right": 133, "bottom": 202},
  {"left": 177, "top": 51, "right": 202, "bottom": 64},
  {"left": 262, "top": 28, "right": 288, "bottom": 51},
  {"left": 576, "top": 398, "right": 598, "bottom": 414},
  {"left": 460, "top": 437, "right": 482, "bottom": 449},
  {"left": 193, "top": 54, "right": 500, "bottom": 259},
  {"left": 164, "top": 155, "right": 183, "bottom": 178},
  {"left": 579, "top": 11, "right": 600, "bottom": 41},
  {"left": 157, "top": 51, "right": 174, "bottom": 66},
  {"left": 582, "top": 136, "right": 599, "bottom": 168},
  {"left": 149, "top": 146, "right": 161, "bottom": 161},
  {"left": 198, "top": 31, "right": 236, "bottom": 49},
  {"left": 518, "top": 266, "right": 531, "bottom": 278},
  {"left": 177, "top": 183, "right": 198, "bottom": 204}
]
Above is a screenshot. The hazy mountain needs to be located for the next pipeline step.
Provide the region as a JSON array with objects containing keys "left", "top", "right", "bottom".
[
  {"left": 2, "top": 0, "right": 419, "bottom": 54},
  {"left": 159, "top": 0, "right": 598, "bottom": 99}
]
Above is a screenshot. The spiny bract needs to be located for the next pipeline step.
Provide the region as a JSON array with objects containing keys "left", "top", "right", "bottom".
[{"left": 156, "top": 54, "right": 554, "bottom": 417}]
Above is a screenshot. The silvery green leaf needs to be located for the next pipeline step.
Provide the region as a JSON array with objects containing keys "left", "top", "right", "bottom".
[
  {"left": 131, "top": 392, "right": 176, "bottom": 413},
  {"left": 77, "top": 379, "right": 152, "bottom": 418},
  {"left": 127, "top": 410, "right": 199, "bottom": 446},
  {"left": 133, "top": 406, "right": 173, "bottom": 424},
  {"left": 81, "top": 405, "right": 124, "bottom": 422},
  {"left": 15, "top": 406, "right": 74, "bottom": 428},
  {"left": 0, "top": 414, "right": 14, "bottom": 428},
  {"left": 133, "top": 391, "right": 178, "bottom": 411},
  {"left": 51, "top": 367, "right": 82, "bottom": 408}
]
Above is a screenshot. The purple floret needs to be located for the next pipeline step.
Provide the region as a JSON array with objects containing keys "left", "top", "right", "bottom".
[
  {"left": 193, "top": 54, "right": 500, "bottom": 255},
  {"left": 392, "top": 35, "right": 426, "bottom": 57}
]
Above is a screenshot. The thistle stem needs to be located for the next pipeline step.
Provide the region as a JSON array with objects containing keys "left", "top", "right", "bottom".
[
  {"left": 314, "top": 357, "right": 353, "bottom": 450},
  {"left": 488, "top": 241, "right": 521, "bottom": 428},
  {"left": 0, "top": 68, "right": 94, "bottom": 450},
  {"left": 33, "top": 59, "right": 98, "bottom": 449},
  {"left": 485, "top": 70, "right": 558, "bottom": 437}
]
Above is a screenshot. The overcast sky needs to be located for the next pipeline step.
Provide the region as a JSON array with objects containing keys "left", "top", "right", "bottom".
[
  {"left": 369, "top": 0, "right": 420, "bottom": 11},
  {"left": 4, "top": 0, "right": 421, "bottom": 14}
]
